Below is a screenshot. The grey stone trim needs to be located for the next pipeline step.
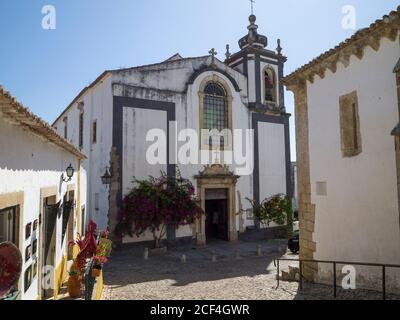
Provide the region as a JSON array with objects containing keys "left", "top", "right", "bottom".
[
  {"left": 239, "top": 55, "right": 247, "bottom": 79},
  {"left": 226, "top": 47, "right": 287, "bottom": 66},
  {"left": 255, "top": 54, "right": 261, "bottom": 104},
  {"left": 112, "top": 96, "right": 177, "bottom": 241},
  {"left": 249, "top": 57, "right": 279, "bottom": 66},
  {"left": 394, "top": 58, "right": 400, "bottom": 73},
  {"left": 186, "top": 66, "right": 241, "bottom": 92},
  {"left": 278, "top": 61, "right": 285, "bottom": 110},
  {"left": 229, "top": 59, "right": 244, "bottom": 69},
  {"left": 392, "top": 123, "right": 400, "bottom": 136},
  {"left": 252, "top": 113, "right": 292, "bottom": 206}
]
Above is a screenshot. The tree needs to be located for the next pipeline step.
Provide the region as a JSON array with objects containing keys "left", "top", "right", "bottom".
[
  {"left": 115, "top": 171, "right": 204, "bottom": 248},
  {"left": 247, "top": 194, "right": 294, "bottom": 238}
]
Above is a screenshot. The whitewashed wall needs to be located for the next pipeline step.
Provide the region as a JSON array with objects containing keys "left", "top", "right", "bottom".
[
  {"left": 306, "top": 35, "right": 400, "bottom": 291},
  {"left": 0, "top": 118, "right": 86, "bottom": 300},
  {"left": 54, "top": 76, "right": 113, "bottom": 230},
  {"left": 258, "top": 122, "right": 287, "bottom": 198}
]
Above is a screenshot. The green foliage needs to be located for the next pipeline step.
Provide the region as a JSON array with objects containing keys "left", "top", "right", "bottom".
[
  {"left": 116, "top": 169, "right": 204, "bottom": 248},
  {"left": 247, "top": 194, "right": 294, "bottom": 238}
]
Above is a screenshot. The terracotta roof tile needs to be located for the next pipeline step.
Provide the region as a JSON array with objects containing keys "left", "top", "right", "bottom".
[
  {"left": 0, "top": 85, "right": 86, "bottom": 159},
  {"left": 283, "top": 6, "right": 400, "bottom": 84}
]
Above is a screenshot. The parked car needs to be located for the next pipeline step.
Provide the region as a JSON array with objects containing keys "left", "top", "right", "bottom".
[{"left": 288, "top": 230, "right": 299, "bottom": 254}]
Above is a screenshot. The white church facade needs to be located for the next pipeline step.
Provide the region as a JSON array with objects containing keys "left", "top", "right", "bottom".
[
  {"left": 284, "top": 7, "right": 400, "bottom": 292},
  {"left": 53, "top": 15, "right": 292, "bottom": 246}
]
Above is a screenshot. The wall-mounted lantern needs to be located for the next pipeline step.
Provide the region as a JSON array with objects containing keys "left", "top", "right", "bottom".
[
  {"left": 62, "top": 164, "right": 75, "bottom": 182},
  {"left": 101, "top": 167, "right": 112, "bottom": 186}
]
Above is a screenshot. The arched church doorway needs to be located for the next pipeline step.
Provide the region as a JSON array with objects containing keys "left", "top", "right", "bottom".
[
  {"left": 194, "top": 164, "right": 239, "bottom": 246},
  {"left": 205, "top": 189, "right": 228, "bottom": 241}
]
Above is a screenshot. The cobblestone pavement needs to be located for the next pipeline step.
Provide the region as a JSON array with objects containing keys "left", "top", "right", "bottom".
[{"left": 102, "top": 239, "right": 400, "bottom": 300}]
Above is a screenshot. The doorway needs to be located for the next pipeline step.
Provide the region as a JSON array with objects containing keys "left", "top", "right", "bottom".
[
  {"left": 205, "top": 189, "right": 228, "bottom": 241},
  {"left": 40, "top": 196, "right": 59, "bottom": 299}
]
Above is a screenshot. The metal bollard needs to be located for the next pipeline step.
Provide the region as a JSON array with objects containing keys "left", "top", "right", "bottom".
[
  {"left": 143, "top": 247, "right": 149, "bottom": 260},
  {"left": 257, "top": 245, "right": 262, "bottom": 257},
  {"left": 181, "top": 254, "right": 187, "bottom": 264},
  {"left": 212, "top": 251, "right": 217, "bottom": 262}
]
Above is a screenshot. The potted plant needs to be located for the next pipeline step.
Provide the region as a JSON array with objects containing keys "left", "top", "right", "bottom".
[
  {"left": 67, "top": 269, "right": 81, "bottom": 298},
  {"left": 99, "top": 229, "right": 110, "bottom": 239},
  {"left": 91, "top": 256, "right": 107, "bottom": 278},
  {"left": 247, "top": 194, "right": 293, "bottom": 238}
]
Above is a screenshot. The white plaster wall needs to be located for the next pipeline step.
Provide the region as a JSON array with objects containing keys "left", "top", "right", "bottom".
[
  {"left": 258, "top": 122, "right": 287, "bottom": 199},
  {"left": 54, "top": 76, "right": 113, "bottom": 230},
  {"left": 122, "top": 107, "right": 168, "bottom": 191},
  {"left": 0, "top": 118, "right": 86, "bottom": 300},
  {"left": 306, "top": 35, "right": 400, "bottom": 290}
]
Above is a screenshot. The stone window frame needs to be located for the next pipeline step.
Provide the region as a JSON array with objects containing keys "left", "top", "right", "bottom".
[
  {"left": 0, "top": 191, "right": 24, "bottom": 295},
  {"left": 198, "top": 75, "right": 233, "bottom": 151},
  {"left": 263, "top": 66, "right": 278, "bottom": 105},
  {"left": 339, "top": 90, "right": 362, "bottom": 158}
]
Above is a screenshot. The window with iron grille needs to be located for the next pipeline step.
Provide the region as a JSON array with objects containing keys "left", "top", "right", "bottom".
[
  {"left": 92, "top": 120, "right": 97, "bottom": 145},
  {"left": 339, "top": 91, "right": 362, "bottom": 157},
  {"left": 0, "top": 206, "right": 19, "bottom": 245},
  {"left": 79, "top": 111, "right": 84, "bottom": 149},
  {"left": 203, "top": 82, "right": 228, "bottom": 148}
]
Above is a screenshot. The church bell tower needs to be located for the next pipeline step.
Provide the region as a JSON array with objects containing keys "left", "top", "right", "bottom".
[{"left": 225, "top": 14, "right": 287, "bottom": 114}]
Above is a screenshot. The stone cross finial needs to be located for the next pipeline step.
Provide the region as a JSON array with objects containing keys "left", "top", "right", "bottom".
[
  {"left": 277, "top": 39, "right": 283, "bottom": 55},
  {"left": 209, "top": 48, "right": 217, "bottom": 66},
  {"left": 225, "top": 44, "right": 231, "bottom": 60}
]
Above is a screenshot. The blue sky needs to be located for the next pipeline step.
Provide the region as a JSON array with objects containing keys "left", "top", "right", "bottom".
[{"left": 0, "top": 0, "right": 398, "bottom": 160}]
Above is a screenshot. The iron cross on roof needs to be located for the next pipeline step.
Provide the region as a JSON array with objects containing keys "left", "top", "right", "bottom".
[
  {"left": 250, "top": 0, "right": 255, "bottom": 15},
  {"left": 209, "top": 48, "right": 217, "bottom": 66}
]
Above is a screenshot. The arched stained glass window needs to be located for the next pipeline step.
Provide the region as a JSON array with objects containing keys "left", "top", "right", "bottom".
[{"left": 203, "top": 82, "right": 228, "bottom": 131}]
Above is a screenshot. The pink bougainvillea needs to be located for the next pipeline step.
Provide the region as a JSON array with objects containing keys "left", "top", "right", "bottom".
[{"left": 115, "top": 171, "right": 204, "bottom": 248}]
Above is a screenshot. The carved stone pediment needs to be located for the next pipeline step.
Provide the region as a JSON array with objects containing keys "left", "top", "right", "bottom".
[{"left": 195, "top": 164, "right": 239, "bottom": 180}]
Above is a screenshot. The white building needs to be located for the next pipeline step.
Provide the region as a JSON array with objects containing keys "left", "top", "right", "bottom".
[
  {"left": 53, "top": 15, "right": 292, "bottom": 246},
  {"left": 284, "top": 7, "right": 400, "bottom": 292},
  {"left": 0, "top": 85, "right": 87, "bottom": 300}
]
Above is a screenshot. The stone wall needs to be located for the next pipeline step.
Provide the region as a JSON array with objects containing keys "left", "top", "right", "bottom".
[{"left": 289, "top": 79, "right": 317, "bottom": 280}]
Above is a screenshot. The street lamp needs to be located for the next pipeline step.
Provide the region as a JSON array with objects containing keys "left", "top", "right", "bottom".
[
  {"left": 62, "top": 164, "right": 74, "bottom": 182},
  {"left": 101, "top": 167, "right": 112, "bottom": 186}
]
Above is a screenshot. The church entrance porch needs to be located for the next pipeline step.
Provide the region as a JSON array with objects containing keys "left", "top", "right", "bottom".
[
  {"left": 194, "top": 164, "right": 239, "bottom": 246},
  {"left": 205, "top": 189, "right": 229, "bottom": 242}
]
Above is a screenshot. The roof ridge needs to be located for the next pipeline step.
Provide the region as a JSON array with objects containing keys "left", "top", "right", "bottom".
[{"left": 111, "top": 55, "right": 209, "bottom": 73}]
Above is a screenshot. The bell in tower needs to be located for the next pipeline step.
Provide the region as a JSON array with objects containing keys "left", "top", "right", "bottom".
[{"left": 225, "top": 14, "right": 287, "bottom": 114}]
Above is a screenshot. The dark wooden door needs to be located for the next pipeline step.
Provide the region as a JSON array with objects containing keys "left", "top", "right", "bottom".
[{"left": 42, "top": 201, "right": 59, "bottom": 298}]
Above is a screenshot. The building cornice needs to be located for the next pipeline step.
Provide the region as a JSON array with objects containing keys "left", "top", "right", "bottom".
[
  {"left": 0, "top": 85, "right": 86, "bottom": 159},
  {"left": 283, "top": 6, "right": 400, "bottom": 89}
]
